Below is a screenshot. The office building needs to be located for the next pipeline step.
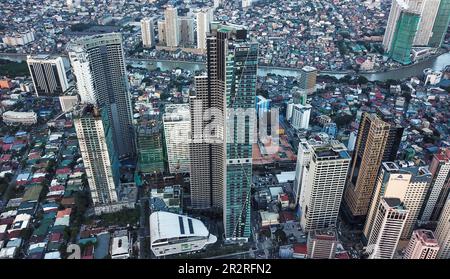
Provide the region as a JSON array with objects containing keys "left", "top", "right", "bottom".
[
  {"left": 224, "top": 27, "right": 258, "bottom": 241},
  {"left": 68, "top": 33, "right": 136, "bottom": 159},
  {"left": 137, "top": 118, "right": 165, "bottom": 174},
  {"left": 286, "top": 100, "right": 294, "bottom": 121},
  {"left": 291, "top": 104, "right": 312, "bottom": 130},
  {"left": 299, "top": 66, "right": 317, "bottom": 95},
  {"left": 429, "top": 0, "right": 450, "bottom": 48},
  {"left": 27, "top": 55, "right": 70, "bottom": 97},
  {"left": 343, "top": 112, "right": 403, "bottom": 223},
  {"left": 367, "top": 198, "right": 409, "bottom": 259},
  {"left": 435, "top": 198, "right": 450, "bottom": 258},
  {"left": 403, "top": 229, "right": 440, "bottom": 259},
  {"left": 189, "top": 23, "right": 257, "bottom": 242},
  {"left": 293, "top": 139, "right": 313, "bottom": 205},
  {"left": 413, "top": 0, "right": 440, "bottom": 46},
  {"left": 163, "top": 104, "right": 191, "bottom": 174},
  {"left": 157, "top": 20, "right": 167, "bottom": 46},
  {"left": 196, "top": 8, "right": 214, "bottom": 51},
  {"left": 141, "top": 17, "right": 155, "bottom": 48},
  {"left": 421, "top": 148, "right": 450, "bottom": 222},
  {"left": 307, "top": 228, "right": 338, "bottom": 259},
  {"left": 150, "top": 211, "right": 217, "bottom": 257},
  {"left": 299, "top": 141, "right": 351, "bottom": 232},
  {"left": 363, "top": 162, "right": 431, "bottom": 241},
  {"left": 164, "top": 6, "right": 179, "bottom": 47},
  {"left": 74, "top": 105, "right": 119, "bottom": 206},
  {"left": 179, "top": 17, "right": 195, "bottom": 46},
  {"left": 383, "top": 0, "right": 421, "bottom": 64}
]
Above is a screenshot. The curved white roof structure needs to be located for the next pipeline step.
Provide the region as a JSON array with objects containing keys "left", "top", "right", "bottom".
[{"left": 150, "top": 211, "right": 217, "bottom": 257}]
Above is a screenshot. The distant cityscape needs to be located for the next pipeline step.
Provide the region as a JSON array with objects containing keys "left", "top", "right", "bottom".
[{"left": 0, "top": 0, "right": 450, "bottom": 260}]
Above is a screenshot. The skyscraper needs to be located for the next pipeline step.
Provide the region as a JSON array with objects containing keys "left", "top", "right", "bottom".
[
  {"left": 428, "top": 0, "right": 450, "bottom": 48},
  {"left": 343, "top": 112, "right": 402, "bottom": 223},
  {"left": 164, "top": 6, "right": 179, "bottom": 47},
  {"left": 363, "top": 162, "right": 431, "bottom": 241},
  {"left": 383, "top": 0, "right": 421, "bottom": 64},
  {"left": 299, "top": 140, "right": 351, "bottom": 232},
  {"left": 403, "top": 229, "right": 440, "bottom": 259},
  {"left": 223, "top": 25, "right": 258, "bottom": 241},
  {"left": 196, "top": 7, "right": 213, "bottom": 51},
  {"left": 413, "top": 0, "right": 440, "bottom": 46},
  {"left": 367, "top": 198, "right": 409, "bottom": 259},
  {"left": 421, "top": 148, "right": 450, "bottom": 222},
  {"left": 290, "top": 104, "right": 312, "bottom": 130},
  {"left": 178, "top": 16, "right": 195, "bottom": 46},
  {"left": 74, "top": 105, "right": 119, "bottom": 207},
  {"left": 27, "top": 54, "right": 70, "bottom": 97},
  {"left": 189, "top": 22, "right": 258, "bottom": 242},
  {"left": 435, "top": 198, "right": 450, "bottom": 258},
  {"left": 68, "top": 33, "right": 136, "bottom": 159},
  {"left": 157, "top": 20, "right": 167, "bottom": 46},
  {"left": 141, "top": 17, "right": 155, "bottom": 48},
  {"left": 299, "top": 66, "right": 317, "bottom": 95},
  {"left": 163, "top": 104, "right": 191, "bottom": 174},
  {"left": 137, "top": 117, "right": 165, "bottom": 174}
]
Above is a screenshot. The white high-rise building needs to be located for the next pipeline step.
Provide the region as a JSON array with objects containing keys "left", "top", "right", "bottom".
[
  {"left": 299, "top": 140, "right": 351, "bottom": 232},
  {"left": 74, "top": 105, "right": 119, "bottom": 206},
  {"left": 421, "top": 149, "right": 450, "bottom": 222},
  {"left": 435, "top": 198, "right": 450, "bottom": 259},
  {"left": 196, "top": 8, "right": 213, "bottom": 51},
  {"left": 382, "top": 0, "right": 423, "bottom": 52},
  {"left": 163, "top": 104, "right": 191, "bottom": 174},
  {"left": 367, "top": 198, "right": 409, "bottom": 259},
  {"left": 27, "top": 55, "right": 70, "bottom": 97},
  {"left": 403, "top": 229, "right": 440, "bottom": 259},
  {"left": 164, "top": 6, "right": 179, "bottom": 47},
  {"left": 291, "top": 104, "right": 312, "bottom": 130},
  {"left": 293, "top": 139, "right": 313, "bottom": 205},
  {"left": 68, "top": 33, "right": 136, "bottom": 159},
  {"left": 141, "top": 17, "right": 155, "bottom": 48},
  {"left": 413, "top": 0, "right": 441, "bottom": 46},
  {"left": 363, "top": 162, "right": 431, "bottom": 241}
]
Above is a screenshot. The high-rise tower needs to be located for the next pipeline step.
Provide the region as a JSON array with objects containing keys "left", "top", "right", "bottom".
[{"left": 68, "top": 33, "right": 136, "bottom": 159}]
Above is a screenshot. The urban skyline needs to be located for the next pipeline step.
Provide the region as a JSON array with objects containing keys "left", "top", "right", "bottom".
[{"left": 0, "top": 0, "right": 450, "bottom": 261}]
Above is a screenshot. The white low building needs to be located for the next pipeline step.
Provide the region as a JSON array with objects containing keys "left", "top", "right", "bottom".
[
  {"left": 2, "top": 111, "right": 37, "bottom": 125},
  {"left": 150, "top": 211, "right": 217, "bottom": 257}
]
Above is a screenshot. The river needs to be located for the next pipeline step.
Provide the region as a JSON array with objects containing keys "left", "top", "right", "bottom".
[{"left": 2, "top": 51, "right": 450, "bottom": 82}]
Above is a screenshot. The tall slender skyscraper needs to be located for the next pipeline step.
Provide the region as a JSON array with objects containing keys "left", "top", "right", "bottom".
[
  {"left": 163, "top": 104, "right": 191, "bottom": 174},
  {"left": 74, "top": 105, "right": 119, "bottom": 207},
  {"left": 435, "top": 198, "right": 450, "bottom": 258},
  {"left": 27, "top": 54, "right": 70, "bottom": 96},
  {"left": 383, "top": 0, "right": 421, "bottom": 64},
  {"left": 196, "top": 7, "right": 214, "bottom": 51},
  {"left": 179, "top": 16, "right": 195, "bottom": 46},
  {"left": 164, "top": 6, "right": 179, "bottom": 47},
  {"left": 413, "top": 0, "right": 441, "bottom": 46},
  {"left": 429, "top": 0, "right": 450, "bottom": 48},
  {"left": 367, "top": 198, "right": 409, "bottom": 259},
  {"left": 141, "top": 17, "right": 155, "bottom": 48},
  {"left": 298, "top": 141, "right": 351, "bottom": 232},
  {"left": 403, "top": 229, "right": 440, "bottom": 259},
  {"left": 343, "top": 112, "right": 402, "bottom": 223},
  {"left": 189, "top": 22, "right": 258, "bottom": 242},
  {"left": 68, "top": 33, "right": 136, "bottom": 159},
  {"left": 421, "top": 148, "right": 450, "bottom": 222}
]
